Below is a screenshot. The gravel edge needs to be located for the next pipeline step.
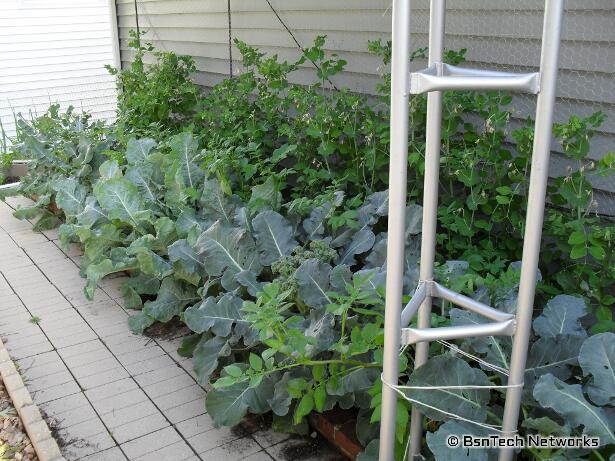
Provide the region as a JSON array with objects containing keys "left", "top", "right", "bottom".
[{"left": 0, "top": 338, "right": 64, "bottom": 461}]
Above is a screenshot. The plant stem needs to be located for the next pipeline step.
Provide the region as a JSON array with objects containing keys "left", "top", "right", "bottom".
[{"left": 592, "top": 449, "right": 606, "bottom": 461}]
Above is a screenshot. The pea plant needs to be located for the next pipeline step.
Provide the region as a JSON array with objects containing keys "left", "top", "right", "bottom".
[{"left": 106, "top": 30, "right": 200, "bottom": 140}]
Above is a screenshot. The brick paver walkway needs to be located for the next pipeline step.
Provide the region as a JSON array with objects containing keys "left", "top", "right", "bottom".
[{"left": 0, "top": 197, "right": 342, "bottom": 461}]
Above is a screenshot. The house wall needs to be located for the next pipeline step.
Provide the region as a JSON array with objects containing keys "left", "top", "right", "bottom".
[
  {"left": 115, "top": 0, "right": 615, "bottom": 205},
  {"left": 0, "top": 0, "right": 119, "bottom": 139}
]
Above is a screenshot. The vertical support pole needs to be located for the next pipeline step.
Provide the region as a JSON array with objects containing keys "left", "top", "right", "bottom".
[
  {"left": 499, "top": 1, "right": 564, "bottom": 460},
  {"left": 227, "top": 0, "right": 233, "bottom": 77},
  {"left": 378, "top": 0, "right": 411, "bottom": 459},
  {"left": 408, "top": 0, "right": 445, "bottom": 458},
  {"left": 133, "top": 0, "right": 141, "bottom": 45}
]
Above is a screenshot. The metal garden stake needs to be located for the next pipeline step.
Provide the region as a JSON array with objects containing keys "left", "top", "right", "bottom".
[{"left": 379, "top": 0, "right": 564, "bottom": 459}]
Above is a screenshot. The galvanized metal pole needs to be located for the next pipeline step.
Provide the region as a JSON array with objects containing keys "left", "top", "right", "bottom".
[
  {"left": 378, "top": 0, "right": 411, "bottom": 458},
  {"left": 408, "top": 0, "right": 446, "bottom": 458},
  {"left": 499, "top": 1, "right": 564, "bottom": 460}
]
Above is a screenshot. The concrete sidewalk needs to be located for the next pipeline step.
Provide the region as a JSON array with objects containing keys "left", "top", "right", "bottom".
[{"left": 0, "top": 197, "right": 342, "bottom": 461}]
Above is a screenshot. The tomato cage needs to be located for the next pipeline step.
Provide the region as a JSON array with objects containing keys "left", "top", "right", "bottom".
[{"left": 379, "top": 0, "right": 565, "bottom": 459}]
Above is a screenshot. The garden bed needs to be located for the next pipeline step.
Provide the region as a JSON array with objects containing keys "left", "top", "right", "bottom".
[
  {"left": 1, "top": 33, "right": 613, "bottom": 461},
  {"left": 5, "top": 161, "right": 30, "bottom": 179},
  {"left": 0, "top": 160, "right": 30, "bottom": 191}
]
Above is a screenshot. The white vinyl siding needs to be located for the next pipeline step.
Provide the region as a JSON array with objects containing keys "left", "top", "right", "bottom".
[{"left": 0, "top": 0, "right": 119, "bottom": 139}]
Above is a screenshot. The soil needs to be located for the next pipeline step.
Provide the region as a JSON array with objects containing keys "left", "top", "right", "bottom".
[
  {"left": 143, "top": 316, "right": 192, "bottom": 341},
  {"left": 0, "top": 376, "right": 37, "bottom": 461},
  {"left": 233, "top": 413, "right": 346, "bottom": 461},
  {"left": 38, "top": 408, "right": 79, "bottom": 450},
  {"left": 0, "top": 177, "right": 19, "bottom": 186},
  {"left": 279, "top": 436, "right": 346, "bottom": 461}
]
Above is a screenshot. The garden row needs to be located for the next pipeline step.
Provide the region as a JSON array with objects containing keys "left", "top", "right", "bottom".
[{"left": 1, "top": 33, "right": 614, "bottom": 460}]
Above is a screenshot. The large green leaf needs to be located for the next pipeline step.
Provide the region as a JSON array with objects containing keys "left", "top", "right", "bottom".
[
  {"left": 357, "top": 439, "right": 380, "bottom": 461},
  {"left": 330, "top": 264, "right": 353, "bottom": 292},
  {"left": 303, "top": 205, "right": 329, "bottom": 239},
  {"left": 175, "top": 208, "right": 210, "bottom": 240},
  {"left": 72, "top": 135, "right": 95, "bottom": 168},
  {"left": 522, "top": 417, "right": 571, "bottom": 436},
  {"left": 168, "top": 239, "right": 206, "bottom": 283},
  {"left": 153, "top": 217, "right": 177, "bottom": 251},
  {"left": 126, "top": 235, "right": 173, "bottom": 277},
  {"left": 75, "top": 197, "right": 108, "bottom": 227},
  {"left": 579, "top": 333, "right": 615, "bottom": 406},
  {"left": 98, "top": 159, "right": 122, "bottom": 180},
  {"left": 52, "top": 177, "right": 86, "bottom": 216},
  {"left": 404, "top": 355, "right": 491, "bottom": 423},
  {"left": 533, "top": 295, "right": 588, "bottom": 338},
  {"left": 0, "top": 182, "right": 20, "bottom": 200},
  {"left": 357, "top": 190, "right": 388, "bottom": 225},
  {"left": 252, "top": 210, "right": 298, "bottom": 265},
  {"left": 199, "top": 179, "right": 242, "bottom": 225},
  {"left": 126, "top": 137, "right": 157, "bottom": 164},
  {"left": 339, "top": 228, "right": 375, "bottom": 266},
  {"left": 295, "top": 259, "right": 332, "bottom": 308},
  {"left": 304, "top": 311, "right": 337, "bottom": 356},
  {"left": 25, "top": 135, "right": 69, "bottom": 169},
  {"left": 525, "top": 334, "right": 584, "bottom": 385},
  {"left": 169, "top": 131, "right": 203, "bottom": 189},
  {"left": 533, "top": 374, "right": 615, "bottom": 445},
  {"left": 329, "top": 368, "right": 378, "bottom": 401},
  {"left": 195, "top": 221, "right": 262, "bottom": 290},
  {"left": 125, "top": 164, "right": 160, "bottom": 204},
  {"left": 57, "top": 223, "right": 79, "bottom": 249},
  {"left": 426, "top": 421, "right": 494, "bottom": 461},
  {"left": 234, "top": 270, "right": 264, "bottom": 297},
  {"left": 127, "top": 312, "right": 156, "bottom": 334},
  {"left": 405, "top": 204, "right": 423, "bottom": 236},
  {"left": 353, "top": 267, "right": 386, "bottom": 297},
  {"left": 450, "top": 308, "right": 511, "bottom": 375},
  {"left": 268, "top": 372, "right": 293, "bottom": 417},
  {"left": 365, "top": 233, "right": 387, "bottom": 269},
  {"left": 192, "top": 335, "right": 231, "bottom": 385},
  {"left": 163, "top": 160, "right": 187, "bottom": 212},
  {"left": 94, "top": 177, "right": 153, "bottom": 228},
  {"left": 33, "top": 211, "right": 61, "bottom": 231},
  {"left": 142, "top": 277, "right": 199, "bottom": 322},
  {"left": 77, "top": 223, "right": 122, "bottom": 264},
  {"left": 249, "top": 176, "right": 282, "bottom": 212},
  {"left": 206, "top": 380, "right": 252, "bottom": 427},
  {"left": 121, "top": 273, "right": 160, "bottom": 310},
  {"left": 13, "top": 194, "right": 50, "bottom": 220},
  {"left": 355, "top": 408, "right": 380, "bottom": 448},
  {"left": 84, "top": 248, "right": 137, "bottom": 299},
  {"left": 183, "top": 294, "right": 248, "bottom": 336},
  {"left": 206, "top": 375, "right": 275, "bottom": 427}
]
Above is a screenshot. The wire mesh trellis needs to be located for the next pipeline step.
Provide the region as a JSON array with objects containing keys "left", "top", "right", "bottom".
[{"left": 405, "top": 0, "right": 615, "bottom": 215}]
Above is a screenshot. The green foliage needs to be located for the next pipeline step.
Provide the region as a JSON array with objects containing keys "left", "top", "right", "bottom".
[
  {"left": 106, "top": 30, "right": 200, "bottom": 138},
  {"left": 419, "top": 284, "right": 615, "bottom": 460},
  {"left": 4, "top": 34, "right": 614, "bottom": 461},
  {"left": 196, "top": 36, "right": 390, "bottom": 201},
  {"left": 29, "top": 316, "right": 41, "bottom": 324}
]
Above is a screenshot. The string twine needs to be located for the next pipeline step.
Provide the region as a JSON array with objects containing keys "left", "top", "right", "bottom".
[{"left": 388, "top": 339, "right": 523, "bottom": 434}]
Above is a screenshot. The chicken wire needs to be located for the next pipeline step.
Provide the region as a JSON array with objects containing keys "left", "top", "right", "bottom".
[{"left": 406, "top": 0, "right": 615, "bottom": 215}]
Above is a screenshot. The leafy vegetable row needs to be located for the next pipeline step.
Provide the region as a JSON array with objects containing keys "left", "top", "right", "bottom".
[{"left": 1, "top": 34, "right": 613, "bottom": 460}]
